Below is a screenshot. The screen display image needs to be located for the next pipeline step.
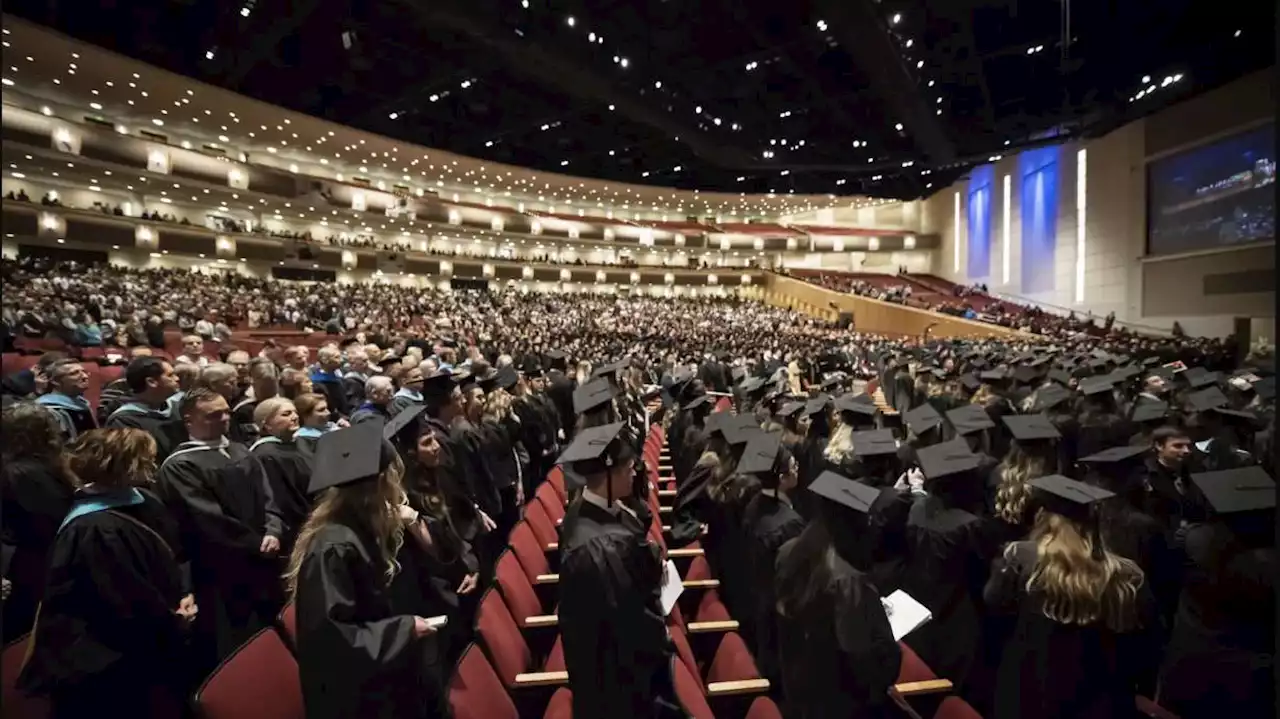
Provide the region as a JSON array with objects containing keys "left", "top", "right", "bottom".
[{"left": 1146, "top": 124, "right": 1275, "bottom": 256}]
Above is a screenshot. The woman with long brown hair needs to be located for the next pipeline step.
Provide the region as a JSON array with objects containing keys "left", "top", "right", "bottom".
[
  {"left": 1, "top": 402, "right": 76, "bottom": 642},
  {"left": 286, "top": 423, "right": 445, "bottom": 719},
  {"left": 19, "top": 428, "right": 196, "bottom": 718},
  {"left": 984, "top": 475, "right": 1160, "bottom": 719}
]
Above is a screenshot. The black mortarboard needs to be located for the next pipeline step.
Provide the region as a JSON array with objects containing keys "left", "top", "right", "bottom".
[
  {"left": 477, "top": 370, "right": 501, "bottom": 394},
  {"left": 556, "top": 421, "right": 634, "bottom": 474},
  {"left": 1028, "top": 475, "right": 1114, "bottom": 521},
  {"left": 853, "top": 429, "right": 898, "bottom": 457},
  {"left": 1186, "top": 386, "right": 1228, "bottom": 412},
  {"left": 903, "top": 403, "right": 943, "bottom": 435},
  {"left": 1033, "top": 384, "right": 1072, "bottom": 412},
  {"left": 495, "top": 365, "right": 519, "bottom": 391},
  {"left": 591, "top": 359, "right": 629, "bottom": 380},
  {"left": 1188, "top": 467, "right": 1275, "bottom": 515},
  {"left": 731, "top": 367, "right": 747, "bottom": 382},
  {"left": 308, "top": 423, "right": 395, "bottom": 493},
  {"left": 383, "top": 404, "right": 426, "bottom": 443},
  {"left": 1078, "top": 445, "right": 1149, "bottom": 465},
  {"left": 1186, "top": 371, "right": 1221, "bottom": 389},
  {"left": 947, "top": 405, "right": 995, "bottom": 436},
  {"left": 1047, "top": 369, "right": 1072, "bottom": 387},
  {"left": 778, "top": 401, "right": 805, "bottom": 418},
  {"left": 738, "top": 431, "right": 782, "bottom": 476},
  {"left": 421, "top": 370, "right": 459, "bottom": 398},
  {"left": 808, "top": 470, "right": 880, "bottom": 513},
  {"left": 1108, "top": 365, "right": 1142, "bottom": 384},
  {"left": 709, "top": 417, "right": 755, "bottom": 446},
  {"left": 1013, "top": 366, "right": 1039, "bottom": 385},
  {"left": 683, "top": 395, "right": 713, "bottom": 411},
  {"left": 456, "top": 372, "right": 479, "bottom": 394},
  {"left": 959, "top": 374, "right": 981, "bottom": 392},
  {"left": 1252, "top": 377, "right": 1275, "bottom": 400},
  {"left": 543, "top": 349, "right": 569, "bottom": 371},
  {"left": 1148, "top": 366, "right": 1176, "bottom": 381},
  {"left": 1142, "top": 357, "right": 1162, "bottom": 368},
  {"left": 1130, "top": 400, "right": 1169, "bottom": 424},
  {"left": 916, "top": 439, "right": 982, "bottom": 481},
  {"left": 1210, "top": 406, "right": 1259, "bottom": 427},
  {"left": 980, "top": 369, "right": 1008, "bottom": 383},
  {"left": 740, "top": 377, "right": 766, "bottom": 394},
  {"left": 574, "top": 379, "right": 616, "bottom": 415},
  {"left": 835, "top": 394, "right": 878, "bottom": 418},
  {"left": 804, "top": 395, "right": 830, "bottom": 416},
  {"left": 1090, "top": 349, "right": 1111, "bottom": 361},
  {"left": 1002, "top": 414, "right": 1062, "bottom": 441},
  {"left": 821, "top": 375, "right": 844, "bottom": 391},
  {"left": 1078, "top": 376, "right": 1115, "bottom": 397}
]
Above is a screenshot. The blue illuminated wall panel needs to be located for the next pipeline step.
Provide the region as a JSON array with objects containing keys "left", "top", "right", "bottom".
[
  {"left": 1020, "top": 146, "right": 1060, "bottom": 294},
  {"left": 966, "top": 165, "right": 994, "bottom": 279}
]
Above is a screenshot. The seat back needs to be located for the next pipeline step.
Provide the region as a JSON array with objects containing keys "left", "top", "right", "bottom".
[
  {"left": 474, "top": 589, "right": 533, "bottom": 685},
  {"left": 672, "top": 659, "right": 716, "bottom": 719},
  {"left": 524, "top": 500, "right": 559, "bottom": 548},
  {"left": 2, "top": 635, "right": 51, "bottom": 719},
  {"left": 543, "top": 687, "right": 574, "bottom": 719},
  {"left": 276, "top": 602, "right": 297, "bottom": 652},
  {"left": 706, "top": 631, "right": 761, "bottom": 683},
  {"left": 546, "top": 467, "right": 568, "bottom": 504},
  {"left": 535, "top": 482, "right": 566, "bottom": 522},
  {"left": 684, "top": 554, "right": 712, "bottom": 582},
  {"left": 745, "top": 696, "right": 784, "bottom": 719},
  {"left": 508, "top": 521, "right": 551, "bottom": 584},
  {"left": 193, "top": 627, "right": 305, "bottom": 719},
  {"left": 933, "top": 696, "right": 983, "bottom": 719},
  {"left": 668, "top": 625, "right": 702, "bottom": 690},
  {"left": 447, "top": 644, "right": 517, "bottom": 719},
  {"left": 495, "top": 551, "right": 544, "bottom": 622}
]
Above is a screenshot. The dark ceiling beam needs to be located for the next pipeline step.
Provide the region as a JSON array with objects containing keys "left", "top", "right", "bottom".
[
  {"left": 391, "top": 0, "right": 762, "bottom": 169},
  {"left": 220, "top": 0, "right": 326, "bottom": 86},
  {"left": 810, "top": 0, "right": 956, "bottom": 164}
]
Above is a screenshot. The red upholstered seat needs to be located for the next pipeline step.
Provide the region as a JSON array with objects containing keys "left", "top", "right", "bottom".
[
  {"left": 509, "top": 522, "right": 553, "bottom": 586},
  {"left": 669, "top": 624, "right": 701, "bottom": 686},
  {"left": 1136, "top": 696, "right": 1182, "bottom": 719},
  {"left": 543, "top": 687, "right": 573, "bottom": 719},
  {"left": 745, "top": 696, "right": 784, "bottom": 719},
  {"left": 933, "top": 696, "right": 983, "bottom": 719},
  {"left": 448, "top": 643, "right": 519, "bottom": 719},
  {"left": 672, "top": 659, "right": 716, "bottom": 719},
  {"left": 897, "top": 641, "right": 937, "bottom": 683},
  {"left": 543, "top": 636, "right": 566, "bottom": 672},
  {"left": 525, "top": 500, "right": 559, "bottom": 548},
  {"left": 475, "top": 590, "right": 535, "bottom": 686},
  {"left": 495, "top": 551, "right": 546, "bottom": 622},
  {"left": 546, "top": 468, "right": 568, "bottom": 505},
  {"left": 193, "top": 627, "right": 304, "bottom": 719},
  {"left": 706, "top": 631, "right": 761, "bottom": 684},
  {"left": 684, "top": 555, "right": 713, "bottom": 583},
  {"left": 536, "top": 482, "right": 565, "bottom": 522},
  {"left": 276, "top": 602, "right": 297, "bottom": 652},
  {"left": 2, "top": 635, "right": 51, "bottom": 719},
  {"left": 694, "top": 591, "right": 732, "bottom": 623}
]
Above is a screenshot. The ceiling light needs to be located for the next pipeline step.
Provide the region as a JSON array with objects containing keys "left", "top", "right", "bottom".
[
  {"left": 736, "top": 176, "right": 745, "bottom": 182},
  {"left": 0, "top": 78, "right": 13, "bottom": 87},
  {"left": 521, "top": 0, "right": 528, "bottom": 7},
  {"left": 205, "top": 50, "right": 215, "bottom": 60},
  {"left": 40, "top": 106, "right": 52, "bottom": 116},
  {"left": 608, "top": 104, "right": 615, "bottom": 111},
  {"left": 461, "top": 80, "right": 471, "bottom": 89},
  {"left": 566, "top": 16, "right": 575, "bottom": 27},
  {"left": 891, "top": 13, "right": 902, "bottom": 24},
  {"left": 695, "top": 105, "right": 702, "bottom": 113},
  {"left": 241, "top": 6, "right": 250, "bottom": 16},
  {"left": 429, "top": 94, "right": 439, "bottom": 102},
  {"left": 116, "top": 124, "right": 128, "bottom": 134},
  {"left": 88, "top": 102, "right": 101, "bottom": 111},
  {"left": 560, "top": 160, "right": 569, "bottom": 166},
  {"left": 620, "top": 58, "right": 629, "bottom": 68},
  {"left": 588, "top": 32, "right": 596, "bottom": 42},
  {"left": 894, "top": 123, "right": 903, "bottom": 131},
  {"left": 713, "top": 118, "right": 722, "bottom": 126},
  {"left": 654, "top": 81, "right": 662, "bottom": 88},
  {"left": 816, "top": 20, "right": 827, "bottom": 31},
  {"left": 673, "top": 166, "right": 682, "bottom": 172},
  {"left": 1173, "top": 74, "right": 1183, "bottom": 82},
  {"left": 905, "top": 39, "right": 913, "bottom": 48},
  {"left": 485, "top": 140, "right": 494, "bottom": 147},
  {"left": 916, "top": 60, "right": 923, "bottom": 68},
  {"left": 1142, "top": 75, "right": 1151, "bottom": 83},
  {"left": 1234, "top": 29, "right": 1241, "bottom": 37},
  {"left": 152, "top": 118, "right": 164, "bottom": 126}
]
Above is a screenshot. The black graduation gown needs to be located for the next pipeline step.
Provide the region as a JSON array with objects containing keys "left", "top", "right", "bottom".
[
  {"left": 985, "top": 541, "right": 1161, "bottom": 719},
  {"left": 341, "top": 372, "right": 369, "bottom": 410},
  {"left": 794, "top": 434, "right": 829, "bottom": 521},
  {"left": 311, "top": 373, "right": 349, "bottom": 421},
  {"left": 898, "top": 495, "right": 998, "bottom": 690},
  {"left": 251, "top": 438, "right": 315, "bottom": 554},
  {"left": 1157, "top": 522, "right": 1276, "bottom": 719},
  {"left": 156, "top": 441, "right": 285, "bottom": 664},
  {"left": 105, "top": 402, "right": 188, "bottom": 462},
  {"left": 676, "top": 423, "right": 707, "bottom": 487},
  {"left": 703, "top": 481, "right": 761, "bottom": 630},
  {"left": 350, "top": 402, "right": 392, "bottom": 426},
  {"left": 228, "top": 398, "right": 260, "bottom": 446},
  {"left": 389, "top": 392, "right": 423, "bottom": 418},
  {"left": 667, "top": 459, "right": 713, "bottom": 547},
  {"left": 774, "top": 539, "right": 901, "bottom": 719},
  {"left": 558, "top": 499, "right": 682, "bottom": 719},
  {"left": 740, "top": 490, "right": 805, "bottom": 685},
  {"left": 0, "top": 459, "right": 74, "bottom": 642},
  {"left": 295, "top": 523, "right": 444, "bottom": 719},
  {"left": 17, "top": 492, "right": 192, "bottom": 716}
]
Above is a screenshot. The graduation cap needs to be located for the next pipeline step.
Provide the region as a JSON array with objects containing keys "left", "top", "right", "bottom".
[
  {"left": 980, "top": 368, "right": 1008, "bottom": 383},
  {"left": 777, "top": 401, "right": 805, "bottom": 418},
  {"left": 740, "top": 377, "right": 767, "bottom": 394},
  {"left": 959, "top": 374, "right": 981, "bottom": 392},
  {"left": 476, "top": 370, "right": 502, "bottom": 394},
  {"left": 1141, "top": 356, "right": 1162, "bottom": 368},
  {"left": 556, "top": 421, "right": 633, "bottom": 474},
  {"left": 1033, "top": 384, "right": 1072, "bottom": 412},
  {"left": 456, "top": 372, "right": 479, "bottom": 394},
  {"left": 731, "top": 367, "right": 747, "bottom": 382},
  {"left": 543, "top": 349, "right": 569, "bottom": 371},
  {"left": 494, "top": 365, "right": 519, "bottom": 392},
  {"left": 591, "top": 359, "right": 630, "bottom": 381},
  {"left": 916, "top": 439, "right": 982, "bottom": 481},
  {"left": 1012, "top": 366, "right": 1040, "bottom": 385},
  {"left": 738, "top": 431, "right": 783, "bottom": 476},
  {"left": 946, "top": 405, "right": 995, "bottom": 436},
  {"left": 383, "top": 404, "right": 426, "bottom": 444},
  {"left": 1002, "top": 414, "right": 1062, "bottom": 441},
  {"left": 1252, "top": 377, "right": 1276, "bottom": 400},
  {"left": 1078, "top": 445, "right": 1149, "bottom": 465},
  {"left": 1077, "top": 376, "right": 1115, "bottom": 397},
  {"left": 803, "top": 395, "right": 830, "bottom": 416},
  {"left": 709, "top": 417, "right": 755, "bottom": 446},
  {"left": 1210, "top": 406, "right": 1259, "bottom": 427},
  {"left": 573, "top": 379, "right": 615, "bottom": 415},
  {"left": 1148, "top": 366, "right": 1176, "bottom": 382},
  {"left": 308, "top": 423, "right": 396, "bottom": 494},
  {"left": 1186, "top": 386, "right": 1228, "bottom": 413},
  {"left": 683, "top": 394, "right": 713, "bottom": 412},
  {"left": 853, "top": 429, "right": 898, "bottom": 457},
  {"left": 903, "top": 403, "right": 944, "bottom": 435},
  {"left": 1028, "top": 475, "right": 1114, "bottom": 521},
  {"left": 1188, "top": 467, "right": 1276, "bottom": 515},
  {"left": 421, "top": 370, "right": 460, "bottom": 398},
  {"left": 808, "top": 470, "right": 881, "bottom": 514},
  {"left": 1047, "top": 369, "right": 1072, "bottom": 387},
  {"left": 1186, "top": 371, "right": 1222, "bottom": 390},
  {"left": 1108, "top": 365, "right": 1142, "bottom": 384},
  {"left": 835, "top": 394, "right": 878, "bottom": 418},
  {"left": 1130, "top": 400, "right": 1169, "bottom": 424},
  {"left": 821, "top": 375, "right": 844, "bottom": 391}
]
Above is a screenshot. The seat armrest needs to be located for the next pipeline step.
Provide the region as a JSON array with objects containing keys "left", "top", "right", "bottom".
[
  {"left": 535, "top": 573, "right": 559, "bottom": 584},
  {"left": 681, "top": 579, "right": 720, "bottom": 589},
  {"left": 522, "top": 614, "right": 559, "bottom": 628},
  {"left": 668, "top": 548, "right": 704, "bottom": 558},
  {"left": 687, "top": 620, "right": 739, "bottom": 633},
  {"left": 513, "top": 671, "right": 569, "bottom": 688},
  {"left": 892, "top": 679, "right": 953, "bottom": 697},
  {"left": 706, "top": 678, "right": 769, "bottom": 697}
]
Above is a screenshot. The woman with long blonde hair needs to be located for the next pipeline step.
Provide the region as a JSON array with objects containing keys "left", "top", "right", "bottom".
[
  {"left": 984, "top": 475, "right": 1159, "bottom": 719},
  {"left": 286, "top": 423, "right": 445, "bottom": 719},
  {"left": 990, "top": 440, "right": 1052, "bottom": 532}
]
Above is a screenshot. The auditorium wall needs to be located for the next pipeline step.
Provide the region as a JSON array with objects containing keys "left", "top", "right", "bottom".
[
  {"left": 778, "top": 250, "right": 933, "bottom": 273},
  {"left": 921, "top": 69, "right": 1275, "bottom": 339}
]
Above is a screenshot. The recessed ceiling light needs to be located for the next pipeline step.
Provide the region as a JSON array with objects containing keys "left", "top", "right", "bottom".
[
  {"left": 152, "top": 118, "right": 164, "bottom": 126},
  {"left": 620, "top": 58, "right": 629, "bottom": 68},
  {"left": 891, "top": 13, "right": 902, "bottom": 24},
  {"left": 894, "top": 123, "right": 903, "bottom": 131},
  {"left": 40, "top": 106, "right": 52, "bottom": 116},
  {"left": 205, "top": 50, "right": 215, "bottom": 60},
  {"left": 566, "top": 16, "right": 575, "bottom": 27},
  {"left": 0, "top": 78, "right": 13, "bottom": 87},
  {"left": 89, "top": 102, "right": 103, "bottom": 110}
]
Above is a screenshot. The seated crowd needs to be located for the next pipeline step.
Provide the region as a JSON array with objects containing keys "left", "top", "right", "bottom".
[{"left": 0, "top": 252, "right": 1274, "bottom": 719}]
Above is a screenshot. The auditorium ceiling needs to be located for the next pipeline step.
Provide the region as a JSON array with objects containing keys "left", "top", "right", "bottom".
[{"left": 2, "top": 0, "right": 1273, "bottom": 204}]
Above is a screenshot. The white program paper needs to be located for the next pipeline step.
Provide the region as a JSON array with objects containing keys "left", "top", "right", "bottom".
[
  {"left": 882, "top": 590, "right": 931, "bottom": 641},
  {"left": 660, "top": 559, "right": 684, "bottom": 616}
]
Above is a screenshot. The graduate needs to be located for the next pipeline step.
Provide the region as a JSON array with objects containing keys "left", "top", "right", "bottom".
[
  {"left": 737, "top": 430, "right": 805, "bottom": 686},
  {"left": 556, "top": 422, "right": 684, "bottom": 719},
  {"left": 35, "top": 359, "right": 97, "bottom": 441},
  {"left": 155, "top": 386, "right": 286, "bottom": 666},
  {"left": 19, "top": 428, "right": 196, "bottom": 717},
  {"left": 390, "top": 366, "right": 426, "bottom": 417},
  {"left": 285, "top": 422, "right": 447, "bottom": 719},
  {"left": 849, "top": 428, "right": 913, "bottom": 592},
  {"left": 249, "top": 397, "right": 314, "bottom": 555},
  {"left": 228, "top": 357, "right": 280, "bottom": 446},
  {"left": 773, "top": 470, "right": 902, "bottom": 718},
  {"left": 989, "top": 414, "right": 1063, "bottom": 541},
  {"left": 292, "top": 392, "right": 338, "bottom": 455},
  {"left": 103, "top": 356, "right": 185, "bottom": 461},
  {"left": 1157, "top": 466, "right": 1276, "bottom": 719},
  {"left": 984, "top": 475, "right": 1161, "bottom": 719}
]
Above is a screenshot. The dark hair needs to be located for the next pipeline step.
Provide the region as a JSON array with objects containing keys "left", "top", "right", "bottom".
[
  {"left": 179, "top": 386, "right": 224, "bottom": 417},
  {"left": 35, "top": 351, "right": 69, "bottom": 374},
  {"left": 125, "top": 356, "right": 169, "bottom": 394},
  {"left": 1151, "top": 425, "right": 1189, "bottom": 446},
  {"left": 1, "top": 402, "right": 66, "bottom": 462}
]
